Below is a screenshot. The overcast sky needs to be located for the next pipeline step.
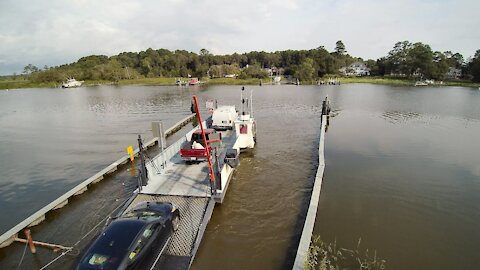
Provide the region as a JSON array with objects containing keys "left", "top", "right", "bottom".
[{"left": 0, "top": 0, "right": 479, "bottom": 75}]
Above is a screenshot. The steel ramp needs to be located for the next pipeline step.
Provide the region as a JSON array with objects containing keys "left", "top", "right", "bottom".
[{"left": 124, "top": 193, "right": 214, "bottom": 270}]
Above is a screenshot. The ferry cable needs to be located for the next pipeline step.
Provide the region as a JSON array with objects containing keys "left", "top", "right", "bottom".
[
  {"left": 144, "top": 151, "right": 161, "bottom": 174},
  {"left": 39, "top": 197, "right": 130, "bottom": 270},
  {"left": 139, "top": 137, "right": 161, "bottom": 174},
  {"left": 15, "top": 239, "right": 28, "bottom": 270},
  {"left": 149, "top": 236, "right": 172, "bottom": 270}
]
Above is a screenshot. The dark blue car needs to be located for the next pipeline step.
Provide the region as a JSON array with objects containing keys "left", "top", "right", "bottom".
[{"left": 74, "top": 201, "right": 180, "bottom": 270}]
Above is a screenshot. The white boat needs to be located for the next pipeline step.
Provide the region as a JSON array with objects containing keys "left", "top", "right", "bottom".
[
  {"left": 233, "top": 86, "right": 256, "bottom": 149},
  {"left": 414, "top": 81, "right": 428, "bottom": 87},
  {"left": 175, "top": 78, "right": 187, "bottom": 86},
  {"left": 62, "top": 78, "right": 83, "bottom": 88}
]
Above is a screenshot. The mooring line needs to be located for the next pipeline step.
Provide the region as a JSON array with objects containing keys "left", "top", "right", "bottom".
[
  {"left": 39, "top": 197, "right": 130, "bottom": 269},
  {"left": 15, "top": 240, "right": 28, "bottom": 270}
]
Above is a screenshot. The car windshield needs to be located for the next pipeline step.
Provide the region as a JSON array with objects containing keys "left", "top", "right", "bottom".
[
  {"left": 78, "top": 220, "right": 144, "bottom": 270},
  {"left": 122, "top": 210, "right": 164, "bottom": 222}
]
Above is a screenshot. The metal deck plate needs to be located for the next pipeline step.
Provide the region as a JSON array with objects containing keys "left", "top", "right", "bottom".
[{"left": 124, "top": 194, "right": 210, "bottom": 257}]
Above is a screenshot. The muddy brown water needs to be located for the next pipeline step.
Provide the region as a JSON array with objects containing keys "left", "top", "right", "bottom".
[{"left": 0, "top": 84, "right": 479, "bottom": 269}]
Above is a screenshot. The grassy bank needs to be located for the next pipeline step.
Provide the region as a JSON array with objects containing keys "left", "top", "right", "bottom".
[
  {"left": 117, "top": 77, "right": 177, "bottom": 86},
  {"left": 338, "top": 76, "right": 480, "bottom": 88},
  {"left": 0, "top": 79, "right": 114, "bottom": 90},
  {"left": 0, "top": 79, "right": 57, "bottom": 89},
  {"left": 117, "top": 77, "right": 265, "bottom": 86},
  {"left": 340, "top": 77, "right": 413, "bottom": 86},
  {"left": 203, "top": 77, "right": 266, "bottom": 85},
  {"left": 1, "top": 76, "right": 479, "bottom": 90}
]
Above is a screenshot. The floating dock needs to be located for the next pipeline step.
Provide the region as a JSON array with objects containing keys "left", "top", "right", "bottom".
[{"left": 292, "top": 111, "right": 328, "bottom": 269}]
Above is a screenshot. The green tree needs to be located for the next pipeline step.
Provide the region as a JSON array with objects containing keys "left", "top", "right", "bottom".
[
  {"left": 469, "top": 50, "right": 480, "bottom": 82},
  {"left": 239, "top": 64, "right": 268, "bottom": 79},
  {"left": 365, "top": 59, "right": 379, "bottom": 75},
  {"left": 431, "top": 51, "right": 449, "bottom": 79},
  {"left": 209, "top": 65, "right": 222, "bottom": 78},
  {"left": 386, "top": 41, "right": 412, "bottom": 75},
  {"left": 335, "top": 40, "right": 346, "bottom": 55},
  {"left": 295, "top": 58, "right": 315, "bottom": 81},
  {"left": 23, "top": 64, "right": 39, "bottom": 75},
  {"left": 406, "top": 42, "right": 433, "bottom": 77}
]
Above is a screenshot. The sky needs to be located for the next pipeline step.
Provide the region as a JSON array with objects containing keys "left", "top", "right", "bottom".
[{"left": 0, "top": 0, "right": 479, "bottom": 75}]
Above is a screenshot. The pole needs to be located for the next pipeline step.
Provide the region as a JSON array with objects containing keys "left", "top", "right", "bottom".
[
  {"left": 138, "top": 135, "right": 148, "bottom": 187},
  {"left": 193, "top": 96, "right": 216, "bottom": 194},
  {"left": 15, "top": 237, "right": 70, "bottom": 253},
  {"left": 24, "top": 229, "right": 36, "bottom": 254}
]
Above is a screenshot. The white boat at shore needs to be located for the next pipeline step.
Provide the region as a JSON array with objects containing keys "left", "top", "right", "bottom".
[
  {"left": 62, "top": 78, "right": 83, "bottom": 88},
  {"left": 414, "top": 81, "right": 428, "bottom": 87}
]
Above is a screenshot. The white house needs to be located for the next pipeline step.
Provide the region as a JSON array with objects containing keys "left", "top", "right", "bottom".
[
  {"left": 341, "top": 62, "right": 370, "bottom": 76},
  {"left": 445, "top": 67, "right": 462, "bottom": 79}
]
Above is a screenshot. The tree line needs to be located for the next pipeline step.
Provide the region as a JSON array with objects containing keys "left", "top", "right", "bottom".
[{"left": 19, "top": 41, "right": 480, "bottom": 83}]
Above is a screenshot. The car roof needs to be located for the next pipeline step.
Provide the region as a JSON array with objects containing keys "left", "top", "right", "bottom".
[
  {"left": 129, "top": 201, "right": 173, "bottom": 217},
  {"left": 94, "top": 219, "right": 146, "bottom": 251}
]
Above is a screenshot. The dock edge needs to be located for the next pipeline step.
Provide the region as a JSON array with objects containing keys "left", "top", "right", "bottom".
[{"left": 292, "top": 114, "right": 327, "bottom": 269}]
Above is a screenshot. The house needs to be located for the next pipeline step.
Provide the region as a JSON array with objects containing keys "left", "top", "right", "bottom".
[
  {"left": 445, "top": 67, "right": 462, "bottom": 79},
  {"left": 341, "top": 62, "right": 370, "bottom": 76}
]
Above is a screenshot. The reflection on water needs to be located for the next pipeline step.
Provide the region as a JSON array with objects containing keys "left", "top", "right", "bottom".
[
  {"left": 315, "top": 85, "right": 480, "bottom": 270},
  {"left": 381, "top": 111, "right": 421, "bottom": 123},
  {"left": 0, "top": 84, "right": 479, "bottom": 270}
]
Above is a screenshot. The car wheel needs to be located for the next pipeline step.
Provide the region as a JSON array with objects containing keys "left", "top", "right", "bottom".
[{"left": 172, "top": 215, "right": 180, "bottom": 232}]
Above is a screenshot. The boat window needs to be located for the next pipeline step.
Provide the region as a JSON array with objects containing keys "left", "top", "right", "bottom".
[{"left": 240, "top": 124, "right": 248, "bottom": 134}]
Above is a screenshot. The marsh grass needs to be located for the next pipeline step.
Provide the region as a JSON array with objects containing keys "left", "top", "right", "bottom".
[
  {"left": 0, "top": 79, "right": 57, "bottom": 89},
  {"left": 339, "top": 77, "right": 480, "bottom": 88},
  {"left": 306, "top": 235, "right": 386, "bottom": 270},
  {"left": 117, "top": 77, "right": 178, "bottom": 85},
  {"left": 203, "top": 77, "right": 265, "bottom": 85},
  {"left": 2, "top": 75, "right": 478, "bottom": 90}
]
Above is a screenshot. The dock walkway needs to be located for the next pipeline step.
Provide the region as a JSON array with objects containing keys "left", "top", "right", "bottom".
[{"left": 292, "top": 114, "right": 328, "bottom": 269}]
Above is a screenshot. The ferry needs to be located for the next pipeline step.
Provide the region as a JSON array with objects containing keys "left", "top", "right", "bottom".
[{"left": 80, "top": 86, "right": 256, "bottom": 269}]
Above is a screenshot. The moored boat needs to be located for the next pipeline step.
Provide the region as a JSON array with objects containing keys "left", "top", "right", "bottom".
[
  {"left": 414, "top": 81, "right": 428, "bottom": 86},
  {"left": 233, "top": 86, "right": 256, "bottom": 149},
  {"left": 62, "top": 78, "right": 83, "bottom": 88},
  {"left": 189, "top": 78, "right": 200, "bottom": 85}
]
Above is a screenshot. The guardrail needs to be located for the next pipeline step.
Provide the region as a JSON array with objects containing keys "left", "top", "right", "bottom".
[
  {"left": 0, "top": 114, "right": 195, "bottom": 248},
  {"left": 149, "top": 121, "right": 203, "bottom": 170}
]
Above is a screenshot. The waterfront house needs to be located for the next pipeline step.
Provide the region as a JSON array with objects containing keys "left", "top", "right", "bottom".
[
  {"left": 341, "top": 62, "right": 370, "bottom": 76},
  {"left": 445, "top": 67, "right": 462, "bottom": 79}
]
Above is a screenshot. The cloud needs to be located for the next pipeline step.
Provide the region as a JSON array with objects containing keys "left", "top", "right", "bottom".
[{"left": 0, "top": 0, "right": 479, "bottom": 74}]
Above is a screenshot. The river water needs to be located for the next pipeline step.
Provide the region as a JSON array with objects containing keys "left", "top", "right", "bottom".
[{"left": 0, "top": 84, "right": 479, "bottom": 269}]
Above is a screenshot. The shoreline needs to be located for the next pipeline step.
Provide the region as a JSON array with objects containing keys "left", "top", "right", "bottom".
[{"left": 1, "top": 77, "right": 479, "bottom": 90}]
